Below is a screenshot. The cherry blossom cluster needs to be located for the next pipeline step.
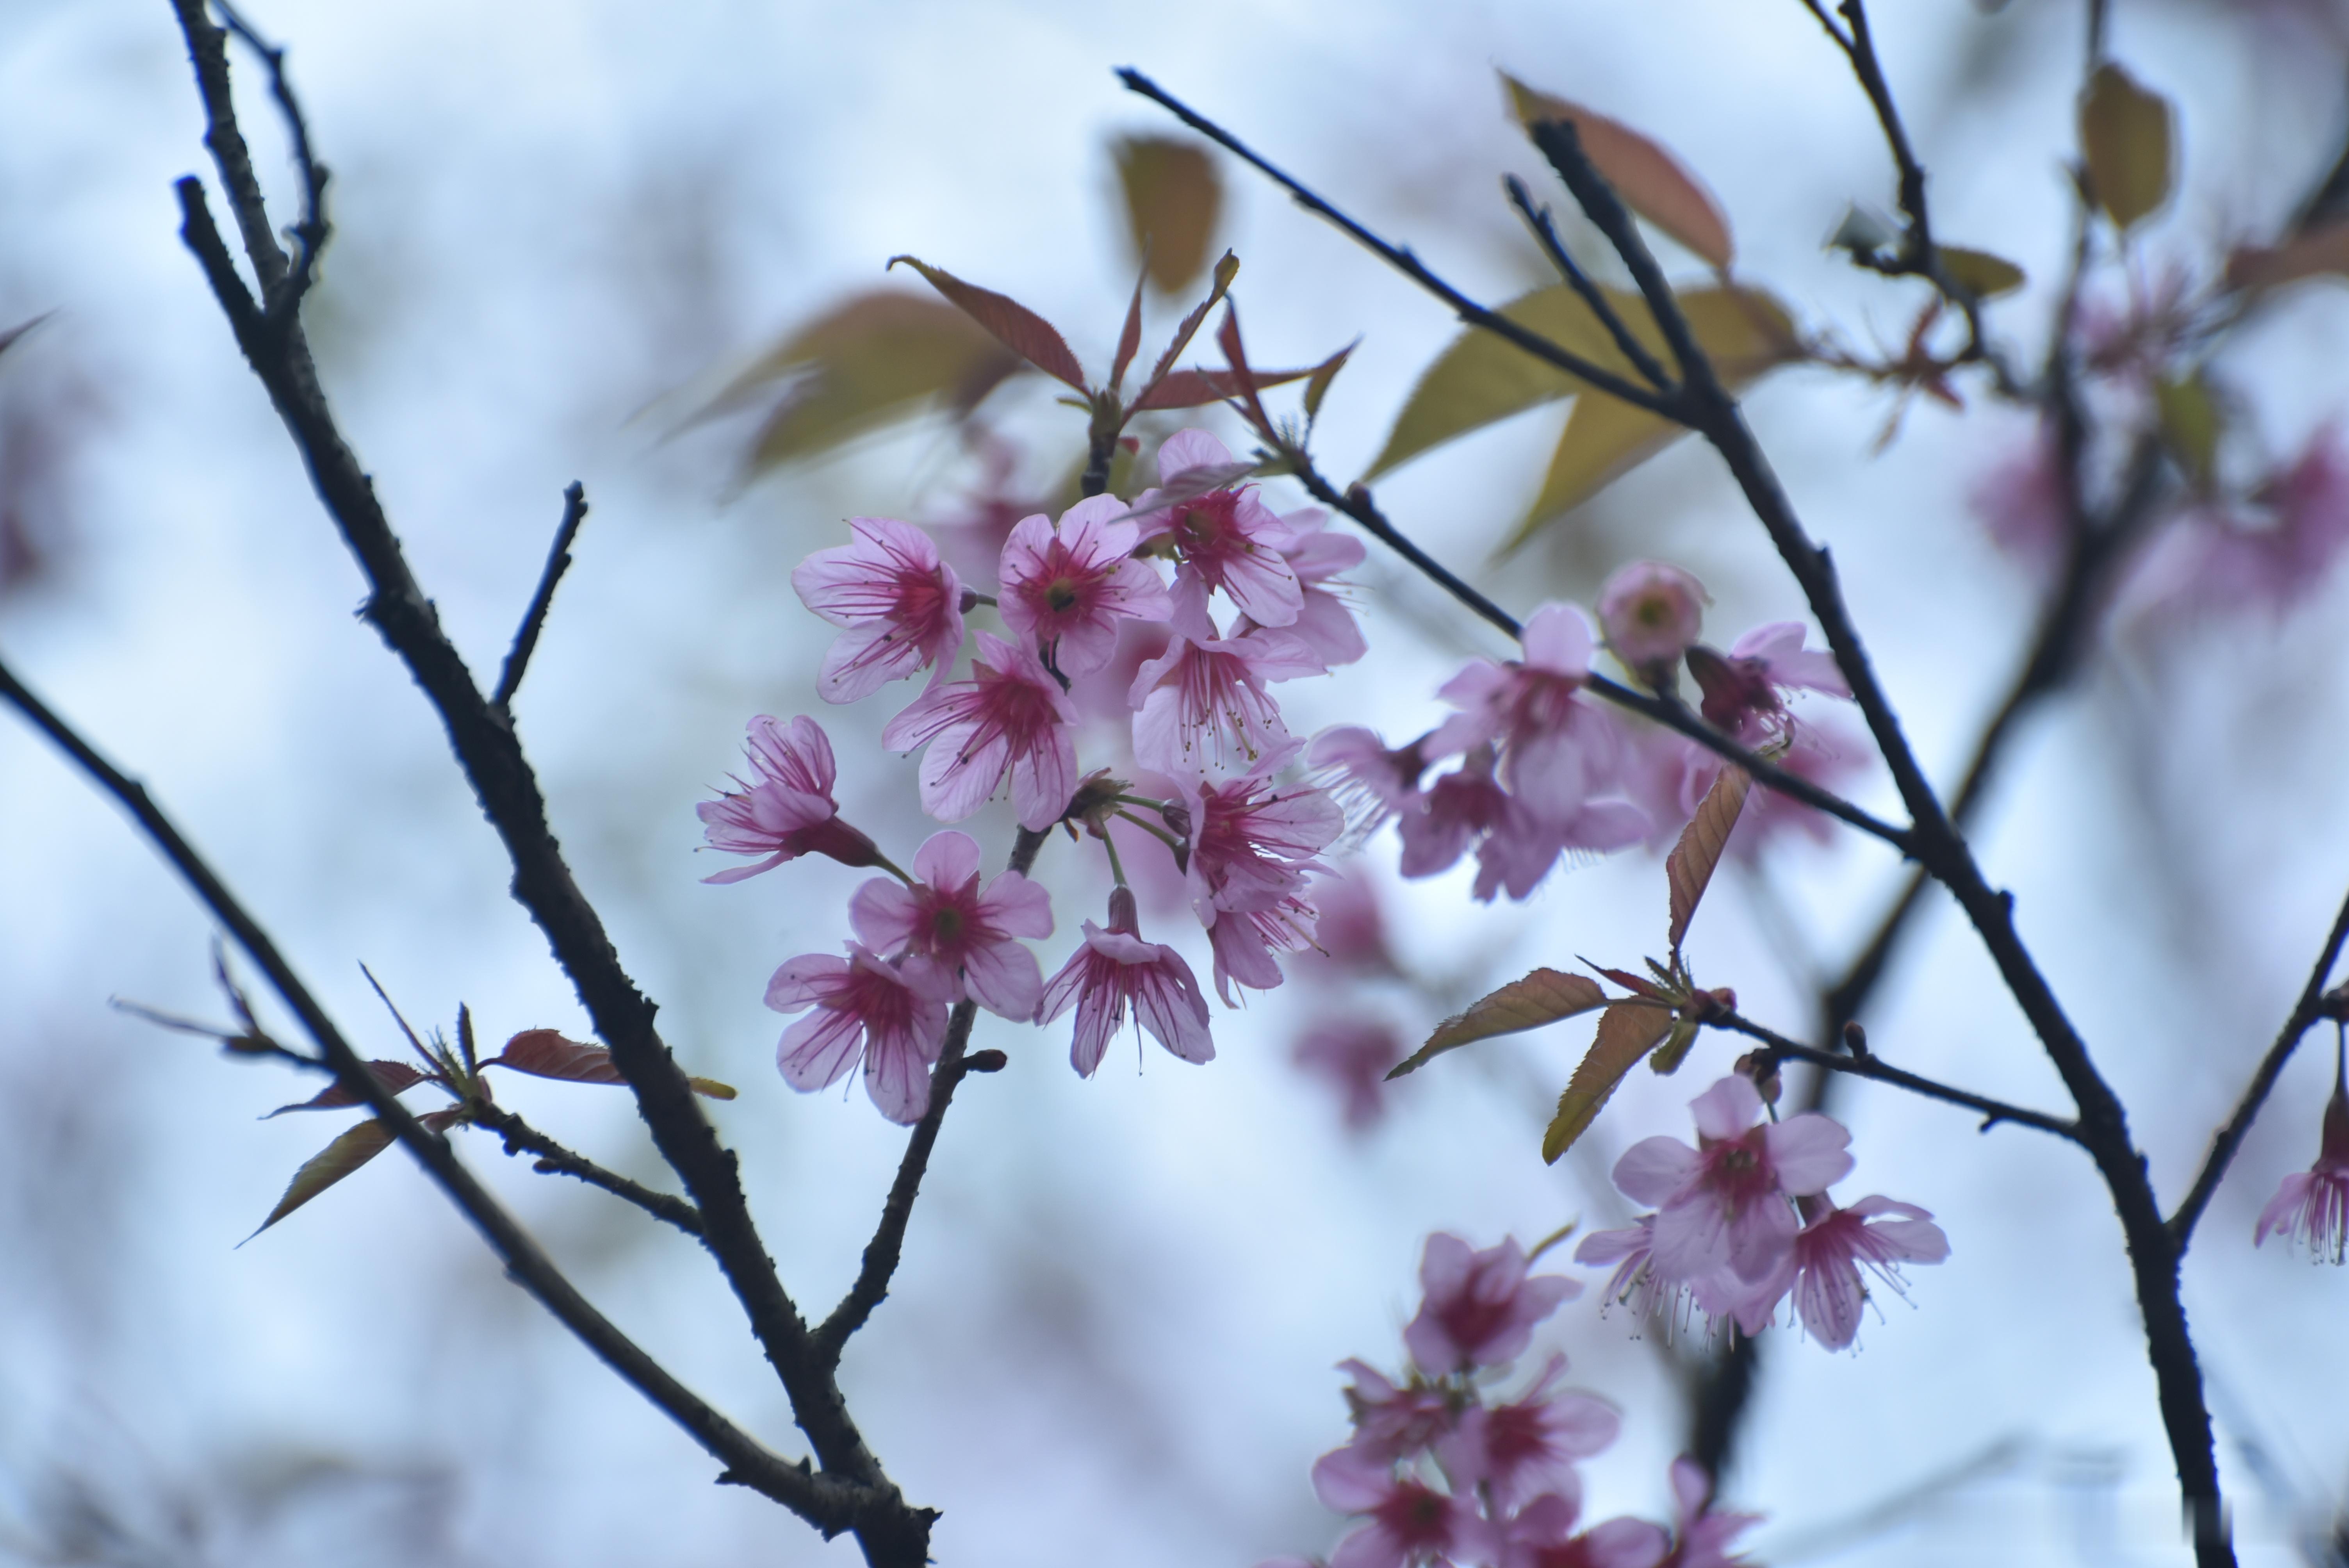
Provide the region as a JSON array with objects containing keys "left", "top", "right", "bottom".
[
  {"left": 1314, "top": 562, "right": 1852, "bottom": 903},
  {"left": 1262, "top": 1233, "right": 1758, "bottom": 1568},
  {"left": 1574, "top": 1076, "right": 1948, "bottom": 1351},
  {"left": 699, "top": 430, "right": 1369, "bottom": 1117}
]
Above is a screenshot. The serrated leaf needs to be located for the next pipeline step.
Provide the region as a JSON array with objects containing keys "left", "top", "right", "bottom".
[
  {"left": 487, "top": 1030, "right": 734, "bottom": 1099},
  {"left": 1939, "top": 246, "right": 2026, "bottom": 301},
  {"left": 263, "top": 1059, "right": 432, "bottom": 1117},
  {"left": 1132, "top": 251, "right": 1240, "bottom": 408},
  {"left": 2080, "top": 63, "right": 2174, "bottom": 232},
  {"left": 1128, "top": 364, "right": 1322, "bottom": 411},
  {"left": 1303, "top": 339, "right": 1358, "bottom": 422},
  {"left": 1542, "top": 1002, "right": 1676, "bottom": 1163},
  {"left": 2155, "top": 374, "right": 2220, "bottom": 483},
  {"left": 2224, "top": 221, "right": 2349, "bottom": 292},
  {"left": 1647, "top": 1012, "right": 1701, "bottom": 1076},
  {"left": 887, "top": 256, "right": 1089, "bottom": 391},
  {"left": 248, "top": 1118, "right": 396, "bottom": 1237},
  {"left": 1394, "top": 968, "right": 1608, "bottom": 1078},
  {"left": 1502, "top": 73, "right": 1733, "bottom": 269},
  {"left": 1114, "top": 136, "right": 1223, "bottom": 296},
  {"left": 1667, "top": 765, "right": 1751, "bottom": 953}
]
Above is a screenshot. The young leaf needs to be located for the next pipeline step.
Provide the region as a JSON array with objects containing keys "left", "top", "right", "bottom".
[
  {"left": 1133, "top": 250, "right": 1240, "bottom": 406},
  {"left": 487, "top": 1029, "right": 736, "bottom": 1099},
  {"left": 1542, "top": 1002, "right": 1676, "bottom": 1163},
  {"left": 1110, "top": 267, "right": 1148, "bottom": 392},
  {"left": 1128, "top": 363, "right": 1322, "bottom": 412},
  {"left": 887, "top": 256, "right": 1090, "bottom": 392},
  {"left": 1502, "top": 72, "right": 1733, "bottom": 270},
  {"left": 1302, "top": 339, "right": 1358, "bottom": 422},
  {"left": 1647, "top": 1013, "right": 1702, "bottom": 1076},
  {"left": 2224, "top": 221, "right": 2349, "bottom": 292},
  {"left": 262, "top": 1059, "right": 432, "bottom": 1117},
  {"left": 1666, "top": 765, "right": 1752, "bottom": 953},
  {"left": 248, "top": 1118, "right": 397, "bottom": 1238},
  {"left": 1113, "top": 136, "right": 1223, "bottom": 296},
  {"left": 1215, "top": 301, "right": 1273, "bottom": 435},
  {"left": 1394, "top": 968, "right": 1608, "bottom": 1078},
  {"left": 2079, "top": 63, "right": 2174, "bottom": 232},
  {"left": 1938, "top": 247, "right": 2026, "bottom": 301}
]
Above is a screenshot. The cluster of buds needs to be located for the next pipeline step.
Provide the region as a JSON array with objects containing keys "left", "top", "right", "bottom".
[{"left": 1262, "top": 1234, "right": 1760, "bottom": 1568}]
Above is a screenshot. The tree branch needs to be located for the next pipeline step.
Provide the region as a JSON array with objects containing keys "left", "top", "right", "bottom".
[
  {"left": 471, "top": 1101, "right": 706, "bottom": 1237},
  {"left": 494, "top": 481, "right": 589, "bottom": 711},
  {"left": 0, "top": 650, "right": 861, "bottom": 1531},
  {"left": 1501, "top": 175, "right": 1675, "bottom": 392}
]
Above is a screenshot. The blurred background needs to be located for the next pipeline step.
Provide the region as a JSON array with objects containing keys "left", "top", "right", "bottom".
[{"left": 4, "top": 0, "right": 2349, "bottom": 1562}]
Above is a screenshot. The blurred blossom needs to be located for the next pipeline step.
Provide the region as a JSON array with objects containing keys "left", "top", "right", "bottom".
[
  {"left": 1966, "top": 420, "right": 2070, "bottom": 572},
  {"left": 2125, "top": 428, "right": 2349, "bottom": 624},
  {"left": 1596, "top": 561, "right": 1708, "bottom": 686},
  {"left": 1404, "top": 1233, "right": 1578, "bottom": 1377},
  {"left": 1291, "top": 1016, "right": 1404, "bottom": 1131}
]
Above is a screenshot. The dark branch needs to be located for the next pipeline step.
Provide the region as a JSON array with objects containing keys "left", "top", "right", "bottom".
[
  {"left": 1115, "top": 69, "right": 1679, "bottom": 419},
  {"left": 0, "top": 650, "right": 859, "bottom": 1530},
  {"left": 213, "top": 1, "right": 328, "bottom": 333},
  {"left": 2169, "top": 889, "right": 2349, "bottom": 1246},
  {"left": 473, "top": 1102, "right": 706, "bottom": 1237},
  {"left": 1501, "top": 175, "right": 1674, "bottom": 392},
  {"left": 494, "top": 481, "right": 589, "bottom": 710}
]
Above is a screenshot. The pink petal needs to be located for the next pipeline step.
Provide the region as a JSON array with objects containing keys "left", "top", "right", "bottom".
[
  {"left": 848, "top": 878, "right": 923, "bottom": 954},
  {"left": 776, "top": 1008, "right": 864, "bottom": 1091},
  {"left": 763, "top": 953, "right": 849, "bottom": 1012},
  {"left": 1156, "top": 428, "right": 1235, "bottom": 481},
  {"left": 1519, "top": 601, "right": 1596, "bottom": 677},
  {"left": 913, "top": 829, "right": 983, "bottom": 891},
  {"left": 960, "top": 937, "right": 1044, "bottom": 1021},
  {"left": 977, "top": 871, "right": 1054, "bottom": 939},
  {"left": 1613, "top": 1136, "right": 1700, "bottom": 1206},
  {"left": 1766, "top": 1112, "right": 1856, "bottom": 1194},
  {"left": 863, "top": 1031, "right": 935, "bottom": 1125},
  {"left": 1689, "top": 1076, "right": 1762, "bottom": 1141}
]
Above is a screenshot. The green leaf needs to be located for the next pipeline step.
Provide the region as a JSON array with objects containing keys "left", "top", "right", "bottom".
[
  {"left": 1666, "top": 765, "right": 1751, "bottom": 954},
  {"left": 887, "top": 256, "right": 1090, "bottom": 391},
  {"left": 1113, "top": 136, "right": 1223, "bottom": 297},
  {"left": 2155, "top": 374, "right": 2220, "bottom": 484},
  {"left": 1303, "top": 339, "right": 1358, "bottom": 422},
  {"left": 1501, "top": 73, "right": 1733, "bottom": 270},
  {"left": 1939, "top": 246, "right": 2026, "bottom": 301},
  {"left": 1392, "top": 968, "right": 1609, "bottom": 1079},
  {"left": 248, "top": 1118, "right": 396, "bottom": 1238},
  {"left": 1542, "top": 1002, "right": 1675, "bottom": 1163},
  {"left": 2080, "top": 63, "right": 2175, "bottom": 232}
]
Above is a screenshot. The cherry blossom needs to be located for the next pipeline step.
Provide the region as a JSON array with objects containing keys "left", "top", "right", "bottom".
[
  {"left": 2254, "top": 1035, "right": 2349, "bottom": 1264},
  {"left": 1436, "top": 1355, "right": 1619, "bottom": 1511},
  {"left": 848, "top": 829, "right": 1053, "bottom": 1021},
  {"left": 1663, "top": 1458, "right": 1760, "bottom": 1568},
  {"left": 1399, "top": 747, "right": 1643, "bottom": 904},
  {"left": 881, "top": 631, "right": 1078, "bottom": 829},
  {"left": 2128, "top": 428, "right": 2349, "bottom": 623},
  {"left": 1205, "top": 895, "right": 1320, "bottom": 1004},
  {"left": 1685, "top": 623, "right": 1849, "bottom": 743},
  {"left": 1182, "top": 748, "right": 1344, "bottom": 920},
  {"left": 1499, "top": 1492, "right": 1671, "bottom": 1568},
  {"left": 765, "top": 945, "right": 955, "bottom": 1125},
  {"left": 1337, "top": 1358, "right": 1457, "bottom": 1463},
  {"left": 1774, "top": 1195, "right": 1951, "bottom": 1349},
  {"left": 1967, "top": 420, "right": 2069, "bottom": 573},
  {"left": 1138, "top": 428, "right": 1305, "bottom": 628},
  {"left": 1293, "top": 1016, "right": 1405, "bottom": 1131},
  {"left": 791, "top": 517, "right": 967, "bottom": 702},
  {"left": 1429, "top": 603, "right": 1636, "bottom": 832},
  {"left": 1275, "top": 506, "right": 1371, "bottom": 665},
  {"left": 1311, "top": 726, "right": 1430, "bottom": 835},
  {"left": 1128, "top": 620, "right": 1322, "bottom": 774},
  {"left": 995, "top": 494, "right": 1173, "bottom": 677},
  {"left": 1611, "top": 1076, "right": 1852, "bottom": 1283},
  {"left": 697, "top": 715, "right": 882, "bottom": 882},
  {"left": 1596, "top": 561, "right": 1708, "bottom": 685},
  {"left": 1309, "top": 1447, "right": 1501, "bottom": 1568},
  {"left": 1036, "top": 887, "right": 1214, "bottom": 1075},
  {"left": 1404, "top": 1233, "right": 1579, "bottom": 1376}
]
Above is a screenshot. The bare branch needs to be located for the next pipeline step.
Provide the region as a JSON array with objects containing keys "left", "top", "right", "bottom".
[
  {"left": 494, "top": 481, "right": 590, "bottom": 711},
  {"left": 472, "top": 1102, "right": 706, "bottom": 1237},
  {"left": 1501, "top": 174, "right": 1674, "bottom": 392}
]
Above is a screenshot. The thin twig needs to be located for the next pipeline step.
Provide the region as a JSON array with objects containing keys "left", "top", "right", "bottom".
[
  {"left": 1114, "top": 69, "right": 1679, "bottom": 419},
  {"left": 0, "top": 650, "right": 857, "bottom": 1529},
  {"left": 1501, "top": 175, "right": 1674, "bottom": 392},
  {"left": 472, "top": 1103, "right": 706, "bottom": 1237},
  {"left": 213, "top": 1, "right": 328, "bottom": 333},
  {"left": 1706, "top": 1008, "right": 2082, "bottom": 1142},
  {"left": 2169, "top": 887, "right": 2349, "bottom": 1246},
  {"left": 494, "top": 481, "right": 589, "bottom": 710}
]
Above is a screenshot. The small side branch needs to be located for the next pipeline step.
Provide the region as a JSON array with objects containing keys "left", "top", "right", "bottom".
[
  {"left": 2169, "top": 887, "right": 2349, "bottom": 1247},
  {"left": 1501, "top": 175, "right": 1674, "bottom": 392},
  {"left": 494, "top": 482, "right": 590, "bottom": 711},
  {"left": 213, "top": 1, "right": 328, "bottom": 331},
  {"left": 473, "top": 1102, "right": 705, "bottom": 1237}
]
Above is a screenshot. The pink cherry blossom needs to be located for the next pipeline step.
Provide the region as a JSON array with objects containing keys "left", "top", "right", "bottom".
[
  {"left": 1312, "top": 727, "right": 1431, "bottom": 835},
  {"left": 1129, "top": 622, "right": 1322, "bottom": 775},
  {"left": 1036, "top": 887, "right": 1214, "bottom": 1075},
  {"left": 1206, "top": 895, "right": 1319, "bottom": 1004},
  {"left": 697, "top": 715, "right": 882, "bottom": 882},
  {"left": 1398, "top": 747, "right": 1642, "bottom": 904},
  {"left": 1500, "top": 1493, "right": 1671, "bottom": 1568},
  {"left": 1139, "top": 428, "right": 1305, "bottom": 628},
  {"left": 881, "top": 630, "right": 1078, "bottom": 830},
  {"left": 1404, "top": 1233, "right": 1580, "bottom": 1376},
  {"left": 1294, "top": 1017, "right": 1405, "bottom": 1131},
  {"left": 1183, "top": 749, "right": 1344, "bottom": 919},
  {"left": 1338, "top": 1358, "right": 1456, "bottom": 1462},
  {"left": 1967, "top": 421, "right": 2069, "bottom": 573},
  {"left": 995, "top": 494, "right": 1173, "bottom": 677},
  {"left": 2254, "top": 1040, "right": 2349, "bottom": 1263},
  {"left": 1276, "top": 506, "right": 1370, "bottom": 665},
  {"left": 1612, "top": 1076, "right": 1853, "bottom": 1283},
  {"left": 765, "top": 945, "right": 955, "bottom": 1124},
  {"left": 1297, "top": 872, "right": 1395, "bottom": 976},
  {"left": 1596, "top": 561, "right": 1708, "bottom": 682},
  {"left": 1777, "top": 1195, "right": 1950, "bottom": 1349},
  {"left": 1686, "top": 622, "right": 1849, "bottom": 743},
  {"left": 1429, "top": 604, "right": 1632, "bottom": 830},
  {"left": 2128, "top": 429, "right": 2349, "bottom": 624},
  {"left": 1664, "top": 1458, "right": 1760, "bottom": 1568},
  {"left": 791, "top": 517, "right": 967, "bottom": 703},
  {"left": 849, "top": 829, "right": 1053, "bottom": 1021},
  {"left": 1310, "top": 1447, "right": 1500, "bottom": 1568},
  {"left": 1436, "top": 1354, "right": 1619, "bottom": 1511}
]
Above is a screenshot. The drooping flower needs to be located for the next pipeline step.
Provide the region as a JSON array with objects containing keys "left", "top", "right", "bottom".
[
  {"left": 1435, "top": 1354, "right": 1619, "bottom": 1511},
  {"left": 1775, "top": 1195, "right": 1951, "bottom": 1349},
  {"left": 1036, "top": 886, "right": 1214, "bottom": 1075},
  {"left": 1612, "top": 1076, "right": 1853, "bottom": 1283},
  {"left": 792, "top": 517, "right": 967, "bottom": 702},
  {"left": 1337, "top": 1358, "right": 1456, "bottom": 1463},
  {"left": 1685, "top": 622, "right": 1850, "bottom": 743},
  {"left": 1596, "top": 561, "right": 1709, "bottom": 687},
  {"left": 848, "top": 829, "right": 1053, "bottom": 1021},
  {"left": 1206, "top": 894, "right": 1320, "bottom": 1004},
  {"left": 1664, "top": 1458, "right": 1761, "bottom": 1568},
  {"left": 1403, "top": 1233, "right": 1579, "bottom": 1376},
  {"left": 2254, "top": 1031, "right": 2349, "bottom": 1264},
  {"left": 881, "top": 631, "right": 1078, "bottom": 829},
  {"left": 1182, "top": 748, "right": 1345, "bottom": 920},
  {"left": 995, "top": 494, "right": 1173, "bottom": 677},
  {"left": 697, "top": 715, "right": 882, "bottom": 882},
  {"left": 1309, "top": 1446, "right": 1500, "bottom": 1568},
  {"left": 1138, "top": 428, "right": 1305, "bottom": 628},
  {"left": 1499, "top": 1491, "right": 1672, "bottom": 1568},
  {"left": 1129, "top": 621, "right": 1323, "bottom": 775},
  {"left": 765, "top": 945, "right": 955, "bottom": 1124},
  {"left": 1294, "top": 1017, "right": 1406, "bottom": 1131}
]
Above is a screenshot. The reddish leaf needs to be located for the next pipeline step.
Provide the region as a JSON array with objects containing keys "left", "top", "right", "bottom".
[
  {"left": 2226, "top": 221, "right": 2349, "bottom": 292},
  {"left": 247, "top": 1118, "right": 396, "bottom": 1238},
  {"left": 1502, "top": 73, "right": 1733, "bottom": 269},
  {"left": 887, "top": 255, "right": 1089, "bottom": 392},
  {"left": 1666, "top": 765, "right": 1751, "bottom": 953},
  {"left": 1129, "top": 364, "right": 1322, "bottom": 411},
  {"left": 1111, "top": 268, "right": 1148, "bottom": 391},
  {"left": 1542, "top": 1002, "right": 1675, "bottom": 1163},
  {"left": 487, "top": 1030, "right": 737, "bottom": 1100},
  {"left": 1591, "top": 964, "right": 1668, "bottom": 1001},
  {"left": 1134, "top": 251, "right": 1240, "bottom": 406},
  {"left": 1216, "top": 302, "right": 1274, "bottom": 435},
  {"left": 1396, "top": 968, "right": 1609, "bottom": 1078},
  {"left": 263, "top": 1059, "right": 433, "bottom": 1118},
  {"left": 1114, "top": 136, "right": 1224, "bottom": 296}
]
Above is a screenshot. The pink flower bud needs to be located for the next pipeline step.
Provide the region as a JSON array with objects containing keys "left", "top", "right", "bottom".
[{"left": 1597, "top": 560, "right": 1708, "bottom": 682}]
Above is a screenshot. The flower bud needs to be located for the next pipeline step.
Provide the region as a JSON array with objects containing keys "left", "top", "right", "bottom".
[
  {"left": 1841, "top": 1020, "right": 1870, "bottom": 1057},
  {"left": 1597, "top": 561, "right": 1708, "bottom": 688},
  {"left": 964, "top": 1049, "right": 1009, "bottom": 1074},
  {"left": 1106, "top": 885, "right": 1141, "bottom": 935}
]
